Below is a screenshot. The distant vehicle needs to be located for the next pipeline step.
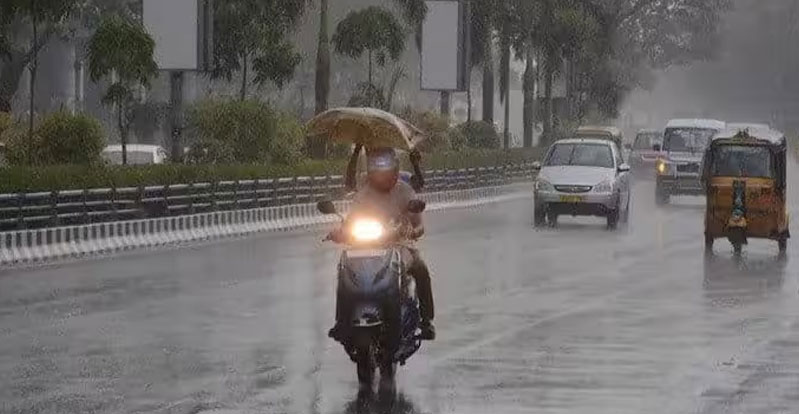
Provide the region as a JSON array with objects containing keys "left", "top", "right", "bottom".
[
  {"left": 533, "top": 138, "right": 631, "bottom": 230},
  {"left": 101, "top": 144, "right": 168, "bottom": 165},
  {"left": 629, "top": 129, "right": 664, "bottom": 178},
  {"left": 575, "top": 126, "right": 624, "bottom": 154},
  {"left": 702, "top": 127, "right": 788, "bottom": 255},
  {"left": 655, "top": 119, "right": 726, "bottom": 205}
]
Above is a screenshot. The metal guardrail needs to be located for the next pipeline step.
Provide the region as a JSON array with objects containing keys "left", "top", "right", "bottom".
[
  {"left": 0, "top": 183, "right": 533, "bottom": 267},
  {"left": 0, "top": 163, "right": 536, "bottom": 231}
]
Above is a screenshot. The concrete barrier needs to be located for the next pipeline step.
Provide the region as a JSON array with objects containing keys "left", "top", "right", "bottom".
[{"left": 0, "top": 183, "right": 530, "bottom": 268}]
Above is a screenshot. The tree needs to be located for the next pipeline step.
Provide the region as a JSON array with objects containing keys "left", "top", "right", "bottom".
[
  {"left": 469, "top": 0, "right": 498, "bottom": 124},
  {"left": 212, "top": 0, "right": 307, "bottom": 101},
  {"left": 0, "top": 0, "right": 81, "bottom": 157},
  {"left": 0, "top": 0, "right": 133, "bottom": 115},
  {"left": 392, "top": 0, "right": 426, "bottom": 50},
  {"left": 333, "top": 6, "right": 406, "bottom": 88},
  {"left": 87, "top": 15, "right": 156, "bottom": 165},
  {"left": 314, "top": 0, "right": 330, "bottom": 115},
  {"left": 496, "top": 0, "right": 514, "bottom": 148},
  {"left": 508, "top": 0, "right": 542, "bottom": 147}
]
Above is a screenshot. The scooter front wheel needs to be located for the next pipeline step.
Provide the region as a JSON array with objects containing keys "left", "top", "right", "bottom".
[{"left": 352, "top": 329, "right": 377, "bottom": 388}]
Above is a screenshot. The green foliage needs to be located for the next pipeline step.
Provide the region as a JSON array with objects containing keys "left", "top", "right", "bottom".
[
  {"left": 271, "top": 112, "right": 305, "bottom": 165},
  {"left": 88, "top": 15, "right": 157, "bottom": 94},
  {"left": 87, "top": 14, "right": 157, "bottom": 164},
  {"left": 333, "top": 6, "right": 406, "bottom": 83},
  {"left": 0, "top": 148, "right": 542, "bottom": 193},
  {"left": 5, "top": 111, "right": 104, "bottom": 166},
  {"left": 211, "top": 0, "right": 306, "bottom": 94},
  {"left": 347, "top": 83, "right": 387, "bottom": 108},
  {"left": 186, "top": 99, "right": 302, "bottom": 164},
  {"left": 398, "top": 109, "right": 452, "bottom": 152},
  {"left": 454, "top": 121, "right": 501, "bottom": 149},
  {"left": 0, "top": 112, "right": 11, "bottom": 139}
]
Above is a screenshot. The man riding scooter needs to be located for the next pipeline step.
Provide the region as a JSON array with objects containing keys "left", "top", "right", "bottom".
[{"left": 329, "top": 146, "right": 436, "bottom": 341}]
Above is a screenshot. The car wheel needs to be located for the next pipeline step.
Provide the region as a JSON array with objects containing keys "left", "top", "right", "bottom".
[
  {"left": 607, "top": 202, "right": 619, "bottom": 230},
  {"left": 704, "top": 234, "right": 714, "bottom": 253},
  {"left": 778, "top": 237, "right": 787, "bottom": 253},
  {"left": 621, "top": 195, "right": 631, "bottom": 224},
  {"left": 547, "top": 211, "right": 558, "bottom": 227},
  {"left": 534, "top": 204, "right": 547, "bottom": 227}
]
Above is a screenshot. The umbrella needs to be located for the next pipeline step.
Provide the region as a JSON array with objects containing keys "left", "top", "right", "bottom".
[{"left": 306, "top": 107, "right": 426, "bottom": 150}]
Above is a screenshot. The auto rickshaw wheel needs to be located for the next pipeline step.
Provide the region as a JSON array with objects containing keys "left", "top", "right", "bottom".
[
  {"left": 704, "top": 234, "right": 714, "bottom": 252},
  {"left": 729, "top": 228, "right": 745, "bottom": 256}
]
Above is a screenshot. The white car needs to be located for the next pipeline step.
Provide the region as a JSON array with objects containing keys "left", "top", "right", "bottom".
[
  {"left": 533, "top": 138, "right": 631, "bottom": 229},
  {"left": 101, "top": 144, "right": 168, "bottom": 165}
]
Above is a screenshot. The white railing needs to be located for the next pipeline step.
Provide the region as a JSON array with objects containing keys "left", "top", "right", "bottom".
[{"left": 0, "top": 183, "right": 531, "bottom": 267}]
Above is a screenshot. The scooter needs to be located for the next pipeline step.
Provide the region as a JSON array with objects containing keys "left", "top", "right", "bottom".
[{"left": 317, "top": 199, "right": 426, "bottom": 388}]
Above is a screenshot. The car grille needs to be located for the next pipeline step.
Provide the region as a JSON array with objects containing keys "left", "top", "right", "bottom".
[
  {"left": 677, "top": 163, "right": 700, "bottom": 173},
  {"left": 555, "top": 185, "right": 592, "bottom": 193}
]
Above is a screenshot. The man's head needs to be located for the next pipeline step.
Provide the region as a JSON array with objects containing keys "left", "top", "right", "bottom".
[{"left": 366, "top": 147, "right": 399, "bottom": 193}]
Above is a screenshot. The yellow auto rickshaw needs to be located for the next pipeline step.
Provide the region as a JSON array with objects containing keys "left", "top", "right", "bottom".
[{"left": 702, "top": 128, "right": 789, "bottom": 254}]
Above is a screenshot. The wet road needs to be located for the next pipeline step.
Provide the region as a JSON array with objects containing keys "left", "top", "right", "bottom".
[{"left": 2, "top": 166, "right": 799, "bottom": 414}]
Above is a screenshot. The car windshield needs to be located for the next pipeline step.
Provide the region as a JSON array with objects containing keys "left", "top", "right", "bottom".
[
  {"left": 711, "top": 145, "right": 773, "bottom": 178},
  {"left": 102, "top": 150, "right": 155, "bottom": 165},
  {"left": 545, "top": 143, "right": 614, "bottom": 168},
  {"left": 664, "top": 128, "right": 716, "bottom": 152},
  {"left": 634, "top": 133, "right": 662, "bottom": 149}
]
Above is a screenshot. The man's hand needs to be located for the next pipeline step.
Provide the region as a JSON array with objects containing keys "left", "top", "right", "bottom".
[
  {"left": 327, "top": 228, "right": 346, "bottom": 243},
  {"left": 409, "top": 149, "right": 422, "bottom": 165}
]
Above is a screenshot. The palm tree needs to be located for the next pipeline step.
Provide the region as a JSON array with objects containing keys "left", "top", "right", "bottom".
[{"left": 315, "top": 0, "right": 330, "bottom": 115}]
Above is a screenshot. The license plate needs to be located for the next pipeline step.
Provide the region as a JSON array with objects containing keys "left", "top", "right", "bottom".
[
  {"left": 560, "top": 195, "right": 584, "bottom": 203},
  {"left": 347, "top": 249, "right": 387, "bottom": 258}
]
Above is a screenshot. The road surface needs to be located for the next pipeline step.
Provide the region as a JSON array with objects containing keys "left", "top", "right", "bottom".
[{"left": 2, "top": 165, "right": 799, "bottom": 414}]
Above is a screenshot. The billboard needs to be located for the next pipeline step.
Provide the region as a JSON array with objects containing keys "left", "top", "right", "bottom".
[
  {"left": 421, "top": 1, "right": 467, "bottom": 91},
  {"left": 143, "top": 0, "right": 213, "bottom": 71}
]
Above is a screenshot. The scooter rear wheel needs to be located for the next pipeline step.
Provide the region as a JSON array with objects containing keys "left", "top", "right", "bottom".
[{"left": 355, "top": 345, "right": 375, "bottom": 387}]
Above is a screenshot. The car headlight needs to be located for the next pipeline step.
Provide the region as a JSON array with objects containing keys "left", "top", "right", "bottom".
[
  {"left": 536, "top": 179, "right": 554, "bottom": 192},
  {"left": 351, "top": 219, "right": 384, "bottom": 242},
  {"left": 593, "top": 179, "right": 612, "bottom": 193},
  {"left": 656, "top": 159, "right": 669, "bottom": 174}
]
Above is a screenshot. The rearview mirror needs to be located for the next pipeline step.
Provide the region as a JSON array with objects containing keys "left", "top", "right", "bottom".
[
  {"left": 652, "top": 143, "right": 662, "bottom": 152},
  {"left": 407, "top": 199, "right": 426, "bottom": 214},
  {"left": 531, "top": 161, "right": 542, "bottom": 171},
  {"left": 317, "top": 200, "right": 337, "bottom": 215},
  {"left": 618, "top": 163, "right": 631, "bottom": 173}
]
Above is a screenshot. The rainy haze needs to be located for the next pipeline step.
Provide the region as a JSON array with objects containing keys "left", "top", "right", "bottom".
[{"left": 2, "top": 0, "right": 799, "bottom": 413}]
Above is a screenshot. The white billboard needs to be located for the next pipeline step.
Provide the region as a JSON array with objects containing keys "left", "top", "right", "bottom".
[
  {"left": 143, "top": 0, "right": 212, "bottom": 71},
  {"left": 421, "top": 1, "right": 466, "bottom": 91}
]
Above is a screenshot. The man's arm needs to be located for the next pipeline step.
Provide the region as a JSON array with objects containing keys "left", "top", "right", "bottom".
[
  {"left": 407, "top": 211, "right": 424, "bottom": 239},
  {"left": 345, "top": 144, "right": 363, "bottom": 192},
  {"left": 409, "top": 149, "right": 424, "bottom": 191},
  {"left": 402, "top": 182, "right": 424, "bottom": 239}
]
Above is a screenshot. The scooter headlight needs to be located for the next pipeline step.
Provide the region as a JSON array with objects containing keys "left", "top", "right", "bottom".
[{"left": 351, "top": 219, "right": 385, "bottom": 242}]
